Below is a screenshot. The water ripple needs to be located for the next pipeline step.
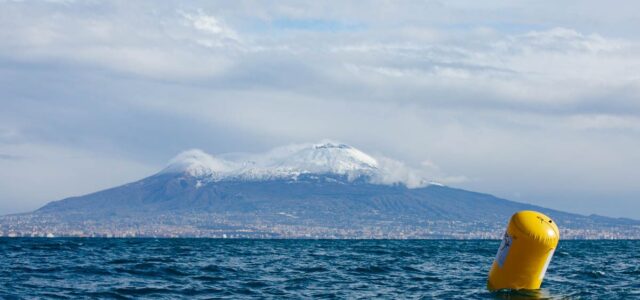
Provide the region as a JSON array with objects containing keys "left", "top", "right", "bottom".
[{"left": 0, "top": 239, "right": 638, "bottom": 299}]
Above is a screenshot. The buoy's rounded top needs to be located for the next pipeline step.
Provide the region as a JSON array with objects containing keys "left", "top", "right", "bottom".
[{"left": 511, "top": 210, "right": 560, "bottom": 245}]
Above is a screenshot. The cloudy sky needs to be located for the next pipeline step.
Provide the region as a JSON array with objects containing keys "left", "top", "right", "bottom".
[{"left": 1, "top": 0, "right": 639, "bottom": 218}]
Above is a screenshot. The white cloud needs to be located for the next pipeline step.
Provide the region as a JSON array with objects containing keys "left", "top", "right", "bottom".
[
  {"left": 372, "top": 156, "right": 428, "bottom": 188},
  {"left": 331, "top": 27, "right": 640, "bottom": 107},
  {"left": 0, "top": 4, "right": 238, "bottom": 79},
  {"left": 181, "top": 10, "right": 240, "bottom": 43}
]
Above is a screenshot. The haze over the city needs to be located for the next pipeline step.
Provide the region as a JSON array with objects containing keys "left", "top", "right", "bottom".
[{"left": 1, "top": 0, "right": 639, "bottom": 219}]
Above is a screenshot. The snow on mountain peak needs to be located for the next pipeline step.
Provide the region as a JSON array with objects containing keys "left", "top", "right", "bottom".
[
  {"left": 259, "top": 142, "right": 379, "bottom": 176},
  {"left": 160, "top": 141, "right": 429, "bottom": 188}
]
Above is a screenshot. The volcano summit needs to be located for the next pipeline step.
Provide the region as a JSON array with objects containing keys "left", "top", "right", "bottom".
[{"left": 2, "top": 142, "right": 638, "bottom": 238}]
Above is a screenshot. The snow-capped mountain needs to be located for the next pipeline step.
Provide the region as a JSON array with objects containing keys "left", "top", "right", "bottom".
[
  {"left": 159, "top": 141, "right": 428, "bottom": 188},
  {"left": 5, "top": 140, "right": 638, "bottom": 239}
]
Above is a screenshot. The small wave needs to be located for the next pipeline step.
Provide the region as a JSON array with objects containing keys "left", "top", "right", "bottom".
[
  {"left": 160, "top": 266, "right": 188, "bottom": 276},
  {"left": 200, "top": 264, "right": 237, "bottom": 273},
  {"left": 107, "top": 258, "right": 137, "bottom": 265},
  {"left": 127, "top": 262, "right": 156, "bottom": 270},
  {"left": 113, "top": 287, "right": 173, "bottom": 296},
  {"left": 352, "top": 265, "right": 392, "bottom": 274},
  {"left": 142, "top": 256, "right": 174, "bottom": 263},
  {"left": 70, "top": 265, "right": 112, "bottom": 276},
  {"left": 409, "top": 275, "right": 443, "bottom": 283},
  {"left": 192, "top": 275, "right": 226, "bottom": 282},
  {"left": 401, "top": 265, "right": 421, "bottom": 272},
  {"left": 243, "top": 281, "right": 268, "bottom": 288},
  {"left": 230, "top": 287, "right": 258, "bottom": 296},
  {"left": 581, "top": 270, "right": 607, "bottom": 278},
  {"left": 113, "top": 267, "right": 157, "bottom": 277},
  {"left": 622, "top": 267, "right": 640, "bottom": 275},
  {"left": 297, "top": 266, "right": 328, "bottom": 273},
  {"left": 84, "top": 291, "right": 131, "bottom": 300},
  {"left": 11, "top": 266, "right": 64, "bottom": 273}
]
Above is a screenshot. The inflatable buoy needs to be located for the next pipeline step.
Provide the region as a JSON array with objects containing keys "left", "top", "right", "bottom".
[{"left": 487, "top": 210, "right": 559, "bottom": 291}]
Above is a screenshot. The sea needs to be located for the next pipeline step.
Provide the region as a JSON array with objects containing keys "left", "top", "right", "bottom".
[{"left": 1, "top": 239, "right": 638, "bottom": 299}]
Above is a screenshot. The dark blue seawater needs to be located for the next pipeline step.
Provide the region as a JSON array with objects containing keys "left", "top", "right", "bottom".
[{"left": 1, "top": 239, "right": 638, "bottom": 299}]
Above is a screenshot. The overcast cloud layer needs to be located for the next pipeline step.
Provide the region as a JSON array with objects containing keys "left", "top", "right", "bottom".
[{"left": 1, "top": 0, "right": 639, "bottom": 218}]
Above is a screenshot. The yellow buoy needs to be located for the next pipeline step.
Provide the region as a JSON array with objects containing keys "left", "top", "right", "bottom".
[{"left": 487, "top": 210, "right": 559, "bottom": 291}]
